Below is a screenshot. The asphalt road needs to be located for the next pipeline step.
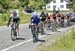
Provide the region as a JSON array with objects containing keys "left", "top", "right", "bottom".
[{"left": 0, "top": 24, "right": 74, "bottom": 51}]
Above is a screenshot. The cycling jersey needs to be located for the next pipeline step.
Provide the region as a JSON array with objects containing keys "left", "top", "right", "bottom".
[
  {"left": 8, "top": 16, "right": 20, "bottom": 27},
  {"left": 31, "top": 15, "right": 40, "bottom": 26},
  {"left": 40, "top": 13, "right": 46, "bottom": 21}
]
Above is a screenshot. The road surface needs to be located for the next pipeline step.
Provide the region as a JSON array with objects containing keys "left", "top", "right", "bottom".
[{"left": 0, "top": 24, "right": 74, "bottom": 51}]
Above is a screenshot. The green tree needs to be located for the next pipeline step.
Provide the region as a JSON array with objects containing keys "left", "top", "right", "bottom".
[
  {"left": 28, "top": 0, "right": 45, "bottom": 9},
  {"left": 70, "top": 0, "right": 75, "bottom": 12},
  {"left": 9, "top": 0, "right": 20, "bottom": 9},
  {"left": 0, "top": 0, "right": 10, "bottom": 9},
  {"left": 72, "top": 0, "right": 75, "bottom": 12},
  {"left": 19, "top": 0, "right": 29, "bottom": 8},
  {"left": 44, "top": 0, "right": 51, "bottom": 4}
]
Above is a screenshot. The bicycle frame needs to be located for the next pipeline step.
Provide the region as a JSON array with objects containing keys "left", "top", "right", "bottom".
[
  {"left": 30, "top": 24, "right": 39, "bottom": 42},
  {"left": 11, "top": 22, "right": 17, "bottom": 41}
]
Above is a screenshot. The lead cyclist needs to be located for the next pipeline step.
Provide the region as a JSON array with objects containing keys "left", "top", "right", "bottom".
[{"left": 7, "top": 11, "right": 20, "bottom": 38}]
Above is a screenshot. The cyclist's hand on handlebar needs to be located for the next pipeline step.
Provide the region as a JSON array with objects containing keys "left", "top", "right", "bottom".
[{"left": 29, "top": 23, "right": 32, "bottom": 29}]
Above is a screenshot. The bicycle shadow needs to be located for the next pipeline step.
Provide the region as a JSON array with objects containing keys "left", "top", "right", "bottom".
[
  {"left": 16, "top": 37, "right": 25, "bottom": 40},
  {"left": 38, "top": 39, "right": 46, "bottom": 42},
  {"left": 33, "top": 39, "right": 46, "bottom": 43}
]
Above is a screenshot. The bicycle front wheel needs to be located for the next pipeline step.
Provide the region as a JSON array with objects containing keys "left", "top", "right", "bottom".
[{"left": 11, "top": 29, "right": 16, "bottom": 41}]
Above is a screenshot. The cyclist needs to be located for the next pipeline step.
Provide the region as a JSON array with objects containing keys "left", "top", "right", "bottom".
[
  {"left": 60, "top": 14, "right": 65, "bottom": 27},
  {"left": 40, "top": 11, "right": 46, "bottom": 35},
  {"left": 66, "top": 15, "right": 71, "bottom": 26},
  {"left": 53, "top": 13, "right": 58, "bottom": 28},
  {"left": 56, "top": 13, "right": 61, "bottom": 27},
  {"left": 46, "top": 13, "right": 51, "bottom": 30},
  {"left": 50, "top": 13, "right": 58, "bottom": 32},
  {"left": 7, "top": 10, "right": 20, "bottom": 38},
  {"left": 30, "top": 12, "right": 40, "bottom": 26},
  {"left": 30, "top": 12, "right": 40, "bottom": 43}
]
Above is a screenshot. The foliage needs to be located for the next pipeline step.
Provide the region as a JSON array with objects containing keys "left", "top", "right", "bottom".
[
  {"left": 0, "top": 0, "right": 52, "bottom": 11},
  {"left": 70, "top": 0, "right": 75, "bottom": 12},
  {"left": 0, "top": 13, "right": 31, "bottom": 26},
  {"left": 39, "top": 28, "right": 75, "bottom": 51}
]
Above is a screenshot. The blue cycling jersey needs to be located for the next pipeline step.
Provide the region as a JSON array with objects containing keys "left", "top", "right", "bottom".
[{"left": 31, "top": 16, "right": 40, "bottom": 25}]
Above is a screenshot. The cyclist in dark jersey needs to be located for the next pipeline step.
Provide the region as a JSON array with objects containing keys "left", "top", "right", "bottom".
[
  {"left": 40, "top": 12, "right": 46, "bottom": 22},
  {"left": 40, "top": 12, "right": 46, "bottom": 34},
  {"left": 60, "top": 14, "right": 65, "bottom": 27},
  {"left": 7, "top": 11, "right": 20, "bottom": 36}
]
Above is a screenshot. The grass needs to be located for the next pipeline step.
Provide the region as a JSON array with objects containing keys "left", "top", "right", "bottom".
[
  {"left": 19, "top": 13, "right": 31, "bottom": 24},
  {"left": 0, "top": 13, "right": 31, "bottom": 26},
  {"left": 39, "top": 27, "right": 75, "bottom": 51}
]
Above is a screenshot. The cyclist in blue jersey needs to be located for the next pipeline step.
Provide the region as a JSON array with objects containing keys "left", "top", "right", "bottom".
[{"left": 29, "top": 12, "right": 40, "bottom": 43}]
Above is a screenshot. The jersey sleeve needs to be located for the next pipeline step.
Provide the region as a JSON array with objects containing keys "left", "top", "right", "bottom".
[{"left": 7, "top": 17, "right": 12, "bottom": 26}]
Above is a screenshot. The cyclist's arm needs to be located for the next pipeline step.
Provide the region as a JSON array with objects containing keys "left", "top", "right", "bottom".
[
  {"left": 7, "top": 17, "right": 12, "bottom": 26},
  {"left": 29, "top": 17, "right": 33, "bottom": 28},
  {"left": 30, "top": 17, "right": 33, "bottom": 24}
]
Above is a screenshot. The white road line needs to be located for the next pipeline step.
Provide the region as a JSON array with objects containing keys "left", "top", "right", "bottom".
[
  {"left": 1, "top": 39, "right": 32, "bottom": 51},
  {"left": 1, "top": 35, "right": 46, "bottom": 51},
  {"left": 1, "top": 25, "right": 75, "bottom": 51}
]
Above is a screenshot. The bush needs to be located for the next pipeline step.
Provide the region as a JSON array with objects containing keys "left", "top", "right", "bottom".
[{"left": 2, "top": 13, "right": 10, "bottom": 21}]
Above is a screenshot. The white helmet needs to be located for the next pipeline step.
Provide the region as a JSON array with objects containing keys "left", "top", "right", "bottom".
[
  {"left": 12, "top": 10, "right": 19, "bottom": 17},
  {"left": 31, "top": 11, "right": 37, "bottom": 18},
  {"left": 33, "top": 11, "right": 37, "bottom": 15},
  {"left": 13, "top": 10, "right": 17, "bottom": 14}
]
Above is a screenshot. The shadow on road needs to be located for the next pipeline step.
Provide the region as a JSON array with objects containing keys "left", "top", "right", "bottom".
[
  {"left": 38, "top": 39, "right": 46, "bottom": 42},
  {"left": 33, "top": 39, "right": 46, "bottom": 43},
  {"left": 16, "top": 38, "right": 25, "bottom": 40},
  {"left": 46, "top": 34, "right": 52, "bottom": 35}
]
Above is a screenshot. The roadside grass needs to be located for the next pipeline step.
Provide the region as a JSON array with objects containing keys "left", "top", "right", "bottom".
[
  {"left": 39, "top": 27, "right": 75, "bottom": 51},
  {"left": 0, "top": 13, "right": 31, "bottom": 26}
]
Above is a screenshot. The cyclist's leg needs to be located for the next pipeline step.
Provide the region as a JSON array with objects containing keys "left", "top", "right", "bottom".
[
  {"left": 67, "top": 19, "right": 71, "bottom": 26},
  {"left": 16, "top": 22, "right": 19, "bottom": 37},
  {"left": 31, "top": 25, "right": 37, "bottom": 42},
  {"left": 62, "top": 20, "right": 64, "bottom": 27},
  {"left": 51, "top": 20, "right": 57, "bottom": 32},
  {"left": 47, "top": 20, "right": 51, "bottom": 30},
  {"left": 40, "top": 21, "right": 43, "bottom": 32},
  {"left": 54, "top": 20, "right": 58, "bottom": 28},
  {"left": 35, "top": 26, "right": 39, "bottom": 41},
  {"left": 16, "top": 22, "right": 19, "bottom": 32},
  {"left": 40, "top": 21, "right": 45, "bottom": 34}
]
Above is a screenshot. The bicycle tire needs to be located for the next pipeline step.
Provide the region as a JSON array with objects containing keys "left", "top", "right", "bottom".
[
  {"left": 11, "top": 29, "right": 16, "bottom": 41},
  {"left": 31, "top": 25, "right": 39, "bottom": 42}
]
